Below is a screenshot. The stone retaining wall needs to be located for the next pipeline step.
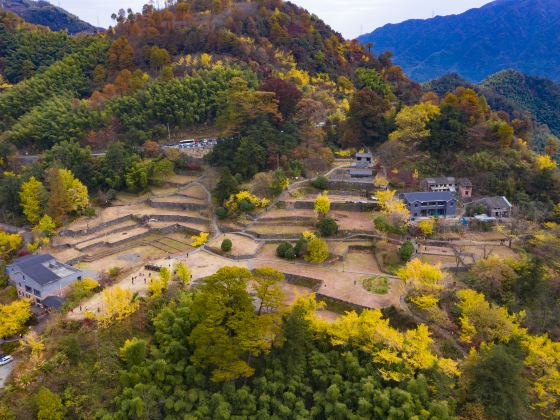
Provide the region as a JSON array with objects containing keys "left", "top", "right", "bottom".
[
  {"left": 140, "top": 214, "right": 208, "bottom": 226},
  {"left": 315, "top": 293, "right": 372, "bottom": 313},
  {"left": 148, "top": 199, "right": 206, "bottom": 211},
  {"left": 292, "top": 201, "right": 378, "bottom": 212},
  {"left": 282, "top": 273, "right": 323, "bottom": 291},
  {"left": 59, "top": 215, "right": 134, "bottom": 237}
]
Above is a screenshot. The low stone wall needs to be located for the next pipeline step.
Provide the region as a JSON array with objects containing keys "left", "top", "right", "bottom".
[
  {"left": 315, "top": 293, "right": 372, "bottom": 313},
  {"left": 292, "top": 200, "right": 378, "bottom": 212},
  {"left": 59, "top": 215, "right": 133, "bottom": 237},
  {"left": 331, "top": 202, "right": 379, "bottom": 212},
  {"left": 158, "top": 223, "right": 200, "bottom": 236},
  {"left": 282, "top": 273, "right": 323, "bottom": 291},
  {"left": 347, "top": 244, "right": 373, "bottom": 252},
  {"left": 148, "top": 199, "right": 206, "bottom": 211},
  {"left": 140, "top": 214, "right": 208, "bottom": 226},
  {"left": 259, "top": 216, "right": 315, "bottom": 223},
  {"left": 245, "top": 230, "right": 303, "bottom": 240},
  {"left": 292, "top": 201, "right": 315, "bottom": 210}
]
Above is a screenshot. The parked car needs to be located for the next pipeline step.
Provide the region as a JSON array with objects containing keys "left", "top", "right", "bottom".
[{"left": 0, "top": 354, "right": 14, "bottom": 366}]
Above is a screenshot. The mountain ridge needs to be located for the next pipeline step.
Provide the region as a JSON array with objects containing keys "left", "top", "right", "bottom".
[
  {"left": 358, "top": 0, "right": 560, "bottom": 82},
  {"left": 0, "top": 0, "right": 99, "bottom": 34}
]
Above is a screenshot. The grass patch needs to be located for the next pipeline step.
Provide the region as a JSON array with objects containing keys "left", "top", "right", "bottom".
[
  {"left": 362, "top": 276, "right": 390, "bottom": 295},
  {"left": 317, "top": 295, "right": 362, "bottom": 314},
  {"left": 0, "top": 285, "right": 17, "bottom": 304},
  {"left": 285, "top": 276, "right": 322, "bottom": 290}
]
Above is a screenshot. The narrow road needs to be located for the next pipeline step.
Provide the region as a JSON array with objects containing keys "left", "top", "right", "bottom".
[{"left": 191, "top": 180, "right": 221, "bottom": 237}]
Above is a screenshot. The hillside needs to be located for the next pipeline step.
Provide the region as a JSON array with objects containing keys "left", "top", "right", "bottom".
[
  {"left": 424, "top": 70, "right": 560, "bottom": 150},
  {"left": 1, "top": 0, "right": 98, "bottom": 34},
  {"left": 2, "top": 1, "right": 560, "bottom": 419},
  {"left": 358, "top": 0, "right": 560, "bottom": 82}
]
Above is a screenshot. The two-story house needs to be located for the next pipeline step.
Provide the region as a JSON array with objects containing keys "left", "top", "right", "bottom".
[
  {"left": 350, "top": 151, "right": 374, "bottom": 178},
  {"left": 401, "top": 191, "right": 457, "bottom": 218},
  {"left": 421, "top": 177, "right": 473, "bottom": 199},
  {"left": 6, "top": 254, "right": 84, "bottom": 303}
]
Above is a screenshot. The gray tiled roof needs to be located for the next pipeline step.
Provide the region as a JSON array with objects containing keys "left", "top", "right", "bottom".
[
  {"left": 401, "top": 191, "right": 455, "bottom": 203},
  {"left": 473, "top": 196, "right": 512, "bottom": 209},
  {"left": 41, "top": 296, "right": 65, "bottom": 310},
  {"left": 10, "top": 254, "right": 76, "bottom": 286}
]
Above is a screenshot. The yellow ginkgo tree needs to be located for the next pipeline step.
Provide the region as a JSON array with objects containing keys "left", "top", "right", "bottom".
[{"left": 191, "top": 232, "right": 209, "bottom": 247}]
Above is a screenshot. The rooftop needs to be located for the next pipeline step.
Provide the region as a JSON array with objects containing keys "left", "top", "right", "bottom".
[
  {"left": 472, "top": 196, "right": 512, "bottom": 209},
  {"left": 401, "top": 191, "right": 455, "bottom": 202},
  {"left": 355, "top": 152, "right": 373, "bottom": 158},
  {"left": 424, "top": 176, "right": 456, "bottom": 185},
  {"left": 41, "top": 296, "right": 65, "bottom": 310},
  {"left": 9, "top": 254, "right": 80, "bottom": 286}
]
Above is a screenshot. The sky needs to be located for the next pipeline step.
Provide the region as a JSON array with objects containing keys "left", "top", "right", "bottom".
[{"left": 55, "top": 0, "right": 492, "bottom": 39}]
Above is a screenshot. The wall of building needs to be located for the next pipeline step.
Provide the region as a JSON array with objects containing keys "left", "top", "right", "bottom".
[{"left": 10, "top": 270, "right": 82, "bottom": 301}]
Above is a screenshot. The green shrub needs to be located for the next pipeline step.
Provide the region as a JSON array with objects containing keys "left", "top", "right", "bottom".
[
  {"left": 276, "top": 242, "right": 294, "bottom": 258},
  {"left": 318, "top": 217, "right": 339, "bottom": 237},
  {"left": 362, "top": 276, "right": 390, "bottom": 294},
  {"left": 215, "top": 207, "right": 228, "bottom": 219},
  {"left": 374, "top": 216, "right": 407, "bottom": 235},
  {"left": 312, "top": 176, "right": 328, "bottom": 190},
  {"left": 108, "top": 267, "right": 122, "bottom": 278},
  {"left": 399, "top": 241, "right": 415, "bottom": 262},
  {"left": 284, "top": 247, "right": 296, "bottom": 260},
  {"left": 221, "top": 239, "right": 233, "bottom": 252},
  {"left": 84, "top": 206, "right": 96, "bottom": 217},
  {"left": 1, "top": 340, "right": 20, "bottom": 355},
  {"left": 238, "top": 199, "right": 256, "bottom": 213},
  {"left": 294, "top": 236, "right": 308, "bottom": 258}
]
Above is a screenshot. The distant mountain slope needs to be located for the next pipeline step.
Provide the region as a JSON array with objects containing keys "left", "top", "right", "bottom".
[
  {"left": 359, "top": 0, "right": 560, "bottom": 82},
  {"left": 424, "top": 70, "right": 560, "bottom": 152},
  {"left": 481, "top": 70, "right": 560, "bottom": 137},
  {"left": 1, "top": 0, "right": 98, "bottom": 34}
]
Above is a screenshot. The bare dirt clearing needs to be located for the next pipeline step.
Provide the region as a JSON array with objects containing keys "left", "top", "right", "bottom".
[{"left": 208, "top": 233, "right": 262, "bottom": 257}]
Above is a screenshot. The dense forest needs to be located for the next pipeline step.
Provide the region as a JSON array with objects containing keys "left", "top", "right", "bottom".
[{"left": 1, "top": 1, "right": 560, "bottom": 419}]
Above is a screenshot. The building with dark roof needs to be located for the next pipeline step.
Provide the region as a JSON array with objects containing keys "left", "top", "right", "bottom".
[
  {"left": 468, "top": 196, "right": 512, "bottom": 218},
  {"left": 400, "top": 191, "right": 457, "bottom": 218},
  {"left": 6, "top": 254, "right": 83, "bottom": 303},
  {"left": 41, "top": 296, "right": 65, "bottom": 311}
]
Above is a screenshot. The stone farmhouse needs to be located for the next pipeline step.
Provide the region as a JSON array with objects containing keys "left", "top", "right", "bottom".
[{"left": 468, "top": 196, "right": 513, "bottom": 218}]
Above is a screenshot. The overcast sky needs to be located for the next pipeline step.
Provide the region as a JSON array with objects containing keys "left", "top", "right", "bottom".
[{"left": 56, "top": 0, "right": 491, "bottom": 38}]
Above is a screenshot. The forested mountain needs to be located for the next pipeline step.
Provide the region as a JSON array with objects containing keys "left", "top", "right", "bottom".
[
  {"left": 424, "top": 70, "right": 560, "bottom": 151},
  {"left": 2, "top": 2, "right": 560, "bottom": 418},
  {"left": 0, "top": 0, "right": 98, "bottom": 34},
  {"left": 358, "top": 0, "right": 560, "bottom": 82}
]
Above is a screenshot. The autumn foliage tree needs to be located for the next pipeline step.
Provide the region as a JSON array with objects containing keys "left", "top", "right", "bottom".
[
  {"left": 189, "top": 267, "right": 285, "bottom": 381},
  {"left": 0, "top": 299, "right": 32, "bottom": 338},
  {"left": 19, "top": 176, "right": 46, "bottom": 224}
]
